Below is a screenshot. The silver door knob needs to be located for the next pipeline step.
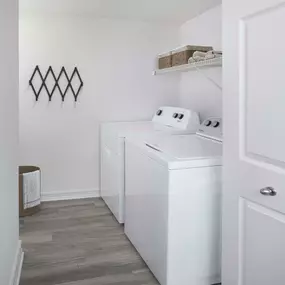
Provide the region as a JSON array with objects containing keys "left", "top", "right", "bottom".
[{"left": 260, "top": 187, "right": 277, "bottom": 196}]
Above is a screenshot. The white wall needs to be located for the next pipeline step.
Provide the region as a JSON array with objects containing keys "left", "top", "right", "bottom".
[
  {"left": 179, "top": 5, "right": 222, "bottom": 121},
  {"left": 0, "top": 0, "right": 20, "bottom": 284},
  {"left": 19, "top": 15, "right": 179, "bottom": 197}
]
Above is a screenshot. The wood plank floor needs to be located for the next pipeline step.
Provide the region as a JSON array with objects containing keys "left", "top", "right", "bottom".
[{"left": 20, "top": 198, "right": 159, "bottom": 285}]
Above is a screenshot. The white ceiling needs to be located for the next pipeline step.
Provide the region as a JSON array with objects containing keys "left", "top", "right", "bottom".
[{"left": 20, "top": 0, "right": 221, "bottom": 24}]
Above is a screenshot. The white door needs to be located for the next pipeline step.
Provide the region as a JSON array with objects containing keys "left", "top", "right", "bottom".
[{"left": 223, "top": 0, "right": 285, "bottom": 284}]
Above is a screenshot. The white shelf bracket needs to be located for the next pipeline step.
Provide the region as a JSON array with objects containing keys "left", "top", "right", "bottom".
[{"left": 194, "top": 65, "right": 222, "bottom": 91}]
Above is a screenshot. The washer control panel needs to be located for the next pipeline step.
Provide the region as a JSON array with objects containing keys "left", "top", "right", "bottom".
[
  {"left": 152, "top": 106, "right": 200, "bottom": 131},
  {"left": 196, "top": 117, "right": 223, "bottom": 142}
]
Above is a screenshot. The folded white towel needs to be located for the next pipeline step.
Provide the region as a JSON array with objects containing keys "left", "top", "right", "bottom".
[
  {"left": 193, "top": 51, "right": 208, "bottom": 58},
  {"left": 23, "top": 170, "right": 41, "bottom": 209},
  {"left": 205, "top": 52, "right": 215, "bottom": 60},
  {"left": 189, "top": 57, "right": 195, "bottom": 64},
  {"left": 189, "top": 50, "right": 222, "bottom": 63},
  {"left": 194, "top": 56, "right": 206, "bottom": 61}
]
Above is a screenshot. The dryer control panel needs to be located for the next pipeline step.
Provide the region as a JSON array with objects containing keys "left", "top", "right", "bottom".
[
  {"left": 196, "top": 117, "right": 223, "bottom": 142},
  {"left": 152, "top": 106, "right": 200, "bottom": 131}
]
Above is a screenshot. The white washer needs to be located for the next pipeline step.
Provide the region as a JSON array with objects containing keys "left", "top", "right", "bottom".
[
  {"left": 124, "top": 117, "right": 223, "bottom": 285},
  {"left": 100, "top": 106, "right": 200, "bottom": 223}
]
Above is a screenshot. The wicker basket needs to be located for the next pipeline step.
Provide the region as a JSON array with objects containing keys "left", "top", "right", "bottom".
[
  {"left": 19, "top": 166, "right": 41, "bottom": 217},
  {"left": 158, "top": 52, "right": 172, "bottom": 69},
  {"left": 172, "top": 45, "right": 213, "bottom": 67}
]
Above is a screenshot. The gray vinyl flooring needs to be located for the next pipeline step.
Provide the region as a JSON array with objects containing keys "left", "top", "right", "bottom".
[{"left": 20, "top": 198, "right": 159, "bottom": 285}]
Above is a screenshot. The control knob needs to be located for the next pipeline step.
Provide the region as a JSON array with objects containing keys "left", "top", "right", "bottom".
[
  {"left": 212, "top": 121, "right": 220, "bottom": 128},
  {"left": 173, "top": 113, "right": 179, "bottom": 119},
  {"left": 204, "top": 120, "right": 212, "bottom": 126},
  {"left": 156, "top": 109, "right": 163, "bottom": 116},
  {"left": 178, "top": 114, "right": 184, "bottom": 120}
]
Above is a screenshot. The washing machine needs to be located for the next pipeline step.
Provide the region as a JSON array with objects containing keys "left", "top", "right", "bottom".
[
  {"left": 100, "top": 106, "right": 200, "bottom": 224},
  {"left": 124, "top": 117, "right": 223, "bottom": 285}
]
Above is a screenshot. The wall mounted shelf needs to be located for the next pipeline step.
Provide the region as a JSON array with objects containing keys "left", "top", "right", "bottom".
[{"left": 153, "top": 57, "right": 222, "bottom": 75}]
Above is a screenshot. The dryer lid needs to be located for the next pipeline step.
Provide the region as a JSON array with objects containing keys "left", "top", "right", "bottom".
[{"left": 144, "top": 135, "right": 222, "bottom": 160}]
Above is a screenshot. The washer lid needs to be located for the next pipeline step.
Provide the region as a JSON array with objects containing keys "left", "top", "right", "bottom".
[
  {"left": 144, "top": 135, "right": 222, "bottom": 160},
  {"left": 102, "top": 121, "right": 197, "bottom": 138}
]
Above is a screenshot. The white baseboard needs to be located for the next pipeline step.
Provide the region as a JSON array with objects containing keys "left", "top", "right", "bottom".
[
  {"left": 41, "top": 188, "right": 100, "bottom": 202},
  {"left": 10, "top": 240, "right": 24, "bottom": 285}
]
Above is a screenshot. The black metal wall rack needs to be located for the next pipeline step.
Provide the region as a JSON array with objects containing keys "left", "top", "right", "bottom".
[{"left": 29, "top": 66, "right": 84, "bottom": 102}]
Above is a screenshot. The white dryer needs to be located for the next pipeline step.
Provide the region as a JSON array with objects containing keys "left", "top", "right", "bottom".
[
  {"left": 124, "top": 117, "right": 223, "bottom": 285},
  {"left": 100, "top": 106, "right": 200, "bottom": 223}
]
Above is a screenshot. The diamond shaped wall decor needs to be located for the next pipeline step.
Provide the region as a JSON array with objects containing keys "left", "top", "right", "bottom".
[{"left": 29, "top": 66, "right": 84, "bottom": 102}]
